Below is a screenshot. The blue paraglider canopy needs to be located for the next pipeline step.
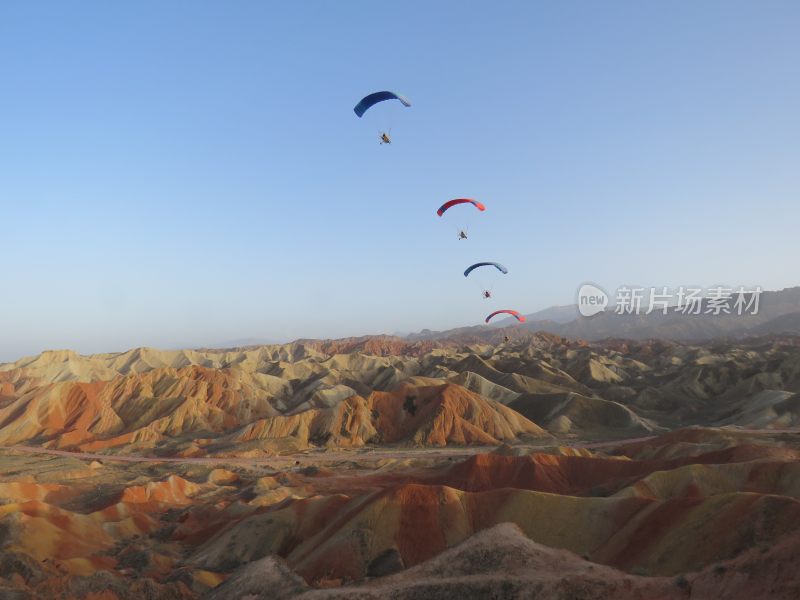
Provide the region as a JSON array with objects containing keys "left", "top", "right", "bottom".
[
  {"left": 354, "top": 91, "right": 412, "bottom": 118},
  {"left": 464, "top": 262, "right": 509, "bottom": 277}
]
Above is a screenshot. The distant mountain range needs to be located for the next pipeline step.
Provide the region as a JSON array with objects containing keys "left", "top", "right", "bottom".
[{"left": 416, "top": 286, "right": 800, "bottom": 343}]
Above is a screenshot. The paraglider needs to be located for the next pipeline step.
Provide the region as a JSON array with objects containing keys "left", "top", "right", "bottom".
[
  {"left": 438, "top": 199, "right": 485, "bottom": 241},
  {"left": 465, "top": 262, "right": 507, "bottom": 300},
  {"left": 354, "top": 92, "right": 411, "bottom": 145},
  {"left": 353, "top": 91, "right": 412, "bottom": 118},
  {"left": 436, "top": 198, "right": 486, "bottom": 217},
  {"left": 485, "top": 310, "right": 526, "bottom": 324},
  {"left": 463, "top": 262, "right": 508, "bottom": 278}
]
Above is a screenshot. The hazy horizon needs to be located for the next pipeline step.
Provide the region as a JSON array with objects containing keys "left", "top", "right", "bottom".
[
  {"left": 3, "top": 1, "right": 799, "bottom": 362},
  {"left": 2, "top": 283, "right": 798, "bottom": 364}
]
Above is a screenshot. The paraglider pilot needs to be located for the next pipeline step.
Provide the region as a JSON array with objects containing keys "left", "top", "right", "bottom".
[
  {"left": 379, "top": 132, "right": 391, "bottom": 144},
  {"left": 483, "top": 290, "right": 492, "bottom": 299},
  {"left": 458, "top": 230, "right": 468, "bottom": 240}
]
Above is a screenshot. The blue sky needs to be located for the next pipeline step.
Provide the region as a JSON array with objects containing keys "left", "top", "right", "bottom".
[{"left": 1, "top": 1, "right": 799, "bottom": 360}]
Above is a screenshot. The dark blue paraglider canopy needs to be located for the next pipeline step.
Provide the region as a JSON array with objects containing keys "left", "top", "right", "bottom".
[
  {"left": 464, "top": 262, "right": 509, "bottom": 277},
  {"left": 354, "top": 91, "right": 412, "bottom": 118}
]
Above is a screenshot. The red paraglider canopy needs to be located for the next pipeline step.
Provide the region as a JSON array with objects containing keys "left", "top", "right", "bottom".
[
  {"left": 437, "top": 198, "right": 486, "bottom": 217},
  {"left": 485, "top": 310, "right": 526, "bottom": 324}
]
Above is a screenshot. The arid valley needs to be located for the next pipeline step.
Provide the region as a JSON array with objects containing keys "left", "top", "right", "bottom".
[{"left": 2, "top": 332, "right": 800, "bottom": 599}]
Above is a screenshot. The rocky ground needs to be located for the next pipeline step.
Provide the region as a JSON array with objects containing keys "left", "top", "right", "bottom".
[{"left": 1, "top": 335, "right": 799, "bottom": 598}]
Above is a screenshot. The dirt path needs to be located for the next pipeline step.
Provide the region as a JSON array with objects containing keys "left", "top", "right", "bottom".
[
  {"left": 6, "top": 428, "right": 796, "bottom": 468},
  {"left": 5, "top": 437, "right": 650, "bottom": 468},
  {"left": 7, "top": 438, "right": 632, "bottom": 467},
  {"left": 6, "top": 444, "right": 494, "bottom": 468}
]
